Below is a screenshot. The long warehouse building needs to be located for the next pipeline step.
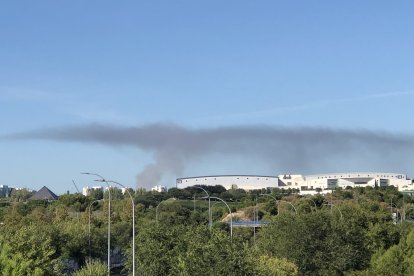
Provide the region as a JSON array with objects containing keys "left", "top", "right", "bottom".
[
  {"left": 176, "top": 172, "right": 414, "bottom": 195},
  {"left": 176, "top": 175, "right": 279, "bottom": 190}
]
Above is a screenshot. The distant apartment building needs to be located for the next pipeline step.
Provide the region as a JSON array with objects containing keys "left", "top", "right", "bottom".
[
  {"left": 177, "top": 172, "right": 414, "bottom": 195},
  {"left": 82, "top": 186, "right": 104, "bottom": 196},
  {"left": 152, "top": 185, "right": 167, "bottom": 193},
  {"left": 0, "top": 185, "right": 10, "bottom": 197}
]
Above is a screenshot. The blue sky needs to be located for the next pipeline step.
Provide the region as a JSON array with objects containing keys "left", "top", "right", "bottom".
[{"left": 1, "top": 1, "right": 414, "bottom": 194}]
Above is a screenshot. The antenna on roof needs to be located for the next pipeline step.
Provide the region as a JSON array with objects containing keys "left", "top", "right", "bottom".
[{"left": 72, "top": 180, "right": 80, "bottom": 194}]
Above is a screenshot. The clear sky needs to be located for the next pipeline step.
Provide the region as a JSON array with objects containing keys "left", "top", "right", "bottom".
[{"left": 1, "top": 1, "right": 414, "bottom": 194}]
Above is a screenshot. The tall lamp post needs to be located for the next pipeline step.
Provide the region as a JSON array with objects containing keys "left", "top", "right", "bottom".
[
  {"left": 88, "top": 199, "right": 102, "bottom": 258},
  {"left": 102, "top": 180, "right": 136, "bottom": 276},
  {"left": 388, "top": 200, "right": 401, "bottom": 224},
  {"left": 306, "top": 197, "right": 318, "bottom": 212},
  {"left": 194, "top": 186, "right": 212, "bottom": 231},
  {"left": 82, "top": 172, "right": 111, "bottom": 275},
  {"left": 209, "top": 196, "right": 233, "bottom": 242}
]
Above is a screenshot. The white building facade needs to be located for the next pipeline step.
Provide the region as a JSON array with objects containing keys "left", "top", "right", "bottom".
[
  {"left": 176, "top": 175, "right": 279, "bottom": 190},
  {"left": 279, "top": 172, "right": 414, "bottom": 194},
  {"left": 177, "top": 172, "right": 414, "bottom": 195},
  {"left": 152, "top": 185, "right": 168, "bottom": 192},
  {"left": 82, "top": 186, "right": 104, "bottom": 196}
]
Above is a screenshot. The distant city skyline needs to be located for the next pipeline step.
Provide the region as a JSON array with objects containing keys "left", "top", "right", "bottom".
[{"left": 1, "top": 1, "right": 414, "bottom": 193}]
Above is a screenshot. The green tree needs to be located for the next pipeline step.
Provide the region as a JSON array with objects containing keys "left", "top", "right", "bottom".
[
  {"left": 253, "top": 255, "right": 298, "bottom": 276},
  {"left": 370, "top": 228, "right": 414, "bottom": 275},
  {"left": 0, "top": 224, "right": 63, "bottom": 275},
  {"left": 73, "top": 259, "right": 107, "bottom": 276},
  {"left": 125, "top": 224, "right": 254, "bottom": 275},
  {"left": 0, "top": 241, "right": 44, "bottom": 276},
  {"left": 10, "top": 188, "right": 33, "bottom": 202},
  {"left": 257, "top": 207, "right": 373, "bottom": 275}
]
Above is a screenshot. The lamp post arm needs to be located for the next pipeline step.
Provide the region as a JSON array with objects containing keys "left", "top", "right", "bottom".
[
  {"left": 308, "top": 198, "right": 317, "bottom": 211},
  {"left": 325, "top": 203, "right": 343, "bottom": 220},
  {"left": 278, "top": 200, "right": 298, "bottom": 215},
  {"left": 82, "top": 173, "right": 111, "bottom": 275},
  {"left": 88, "top": 199, "right": 102, "bottom": 258},
  {"left": 260, "top": 194, "right": 297, "bottom": 215},
  {"left": 209, "top": 196, "right": 232, "bottom": 242},
  {"left": 105, "top": 180, "right": 135, "bottom": 276},
  {"left": 260, "top": 193, "right": 279, "bottom": 215},
  {"left": 156, "top": 198, "right": 176, "bottom": 225},
  {"left": 194, "top": 186, "right": 212, "bottom": 230}
]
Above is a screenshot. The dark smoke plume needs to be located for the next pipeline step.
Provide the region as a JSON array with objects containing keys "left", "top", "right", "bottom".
[{"left": 3, "top": 123, "right": 414, "bottom": 188}]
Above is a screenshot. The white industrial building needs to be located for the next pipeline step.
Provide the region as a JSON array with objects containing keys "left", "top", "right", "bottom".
[
  {"left": 278, "top": 172, "right": 414, "bottom": 195},
  {"left": 177, "top": 172, "right": 414, "bottom": 195},
  {"left": 176, "top": 175, "right": 279, "bottom": 190}
]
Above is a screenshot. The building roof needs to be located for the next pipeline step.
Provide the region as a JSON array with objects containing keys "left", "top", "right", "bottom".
[
  {"left": 29, "top": 186, "right": 59, "bottom": 201},
  {"left": 177, "top": 175, "right": 278, "bottom": 180}
]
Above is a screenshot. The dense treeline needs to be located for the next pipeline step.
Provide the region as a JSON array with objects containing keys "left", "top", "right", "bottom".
[{"left": 0, "top": 185, "right": 413, "bottom": 275}]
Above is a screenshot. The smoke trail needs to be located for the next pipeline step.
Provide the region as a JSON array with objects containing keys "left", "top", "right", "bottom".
[{"left": 3, "top": 123, "right": 414, "bottom": 188}]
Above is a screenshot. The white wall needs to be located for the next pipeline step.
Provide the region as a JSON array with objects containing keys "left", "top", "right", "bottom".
[
  {"left": 177, "top": 175, "right": 279, "bottom": 190},
  {"left": 177, "top": 172, "right": 414, "bottom": 195}
]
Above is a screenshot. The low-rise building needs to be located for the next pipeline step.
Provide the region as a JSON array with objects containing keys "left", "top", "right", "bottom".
[
  {"left": 176, "top": 175, "right": 279, "bottom": 190},
  {"left": 82, "top": 186, "right": 104, "bottom": 196},
  {"left": 177, "top": 172, "right": 414, "bottom": 195},
  {"left": 278, "top": 172, "right": 414, "bottom": 194},
  {"left": 152, "top": 185, "right": 167, "bottom": 193},
  {"left": 0, "top": 185, "right": 10, "bottom": 197}
]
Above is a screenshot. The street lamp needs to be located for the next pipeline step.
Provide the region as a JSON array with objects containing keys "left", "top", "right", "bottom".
[
  {"left": 88, "top": 199, "right": 102, "bottom": 258},
  {"left": 278, "top": 200, "right": 298, "bottom": 215},
  {"left": 193, "top": 186, "right": 212, "bottom": 231},
  {"left": 100, "top": 180, "right": 136, "bottom": 276},
  {"left": 324, "top": 203, "right": 343, "bottom": 219},
  {"left": 260, "top": 194, "right": 298, "bottom": 215},
  {"left": 388, "top": 200, "right": 401, "bottom": 224},
  {"left": 209, "top": 196, "right": 233, "bottom": 242},
  {"left": 306, "top": 197, "right": 317, "bottom": 212},
  {"left": 82, "top": 172, "right": 111, "bottom": 275},
  {"left": 156, "top": 198, "right": 177, "bottom": 225}
]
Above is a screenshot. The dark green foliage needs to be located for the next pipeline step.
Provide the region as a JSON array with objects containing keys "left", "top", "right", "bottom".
[
  {"left": 10, "top": 188, "right": 33, "bottom": 202},
  {"left": 89, "top": 188, "right": 103, "bottom": 200},
  {"left": 257, "top": 202, "right": 400, "bottom": 275},
  {"left": 55, "top": 194, "right": 91, "bottom": 212},
  {"left": 125, "top": 224, "right": 255, "bottom": 276},
  {"left": 221, "top": 188, "right": 247, "bottom": 201},
  {"left": 0, "top": 186, "right": 412, "bottom": 275},
  {"left": 73, "top": 259, "right": 107, "bottom": 276}
]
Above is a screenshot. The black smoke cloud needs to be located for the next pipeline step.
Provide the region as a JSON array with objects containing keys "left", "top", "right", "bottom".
[{"left": 4, "top": 123, "right": 414, "bottom": 188}]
